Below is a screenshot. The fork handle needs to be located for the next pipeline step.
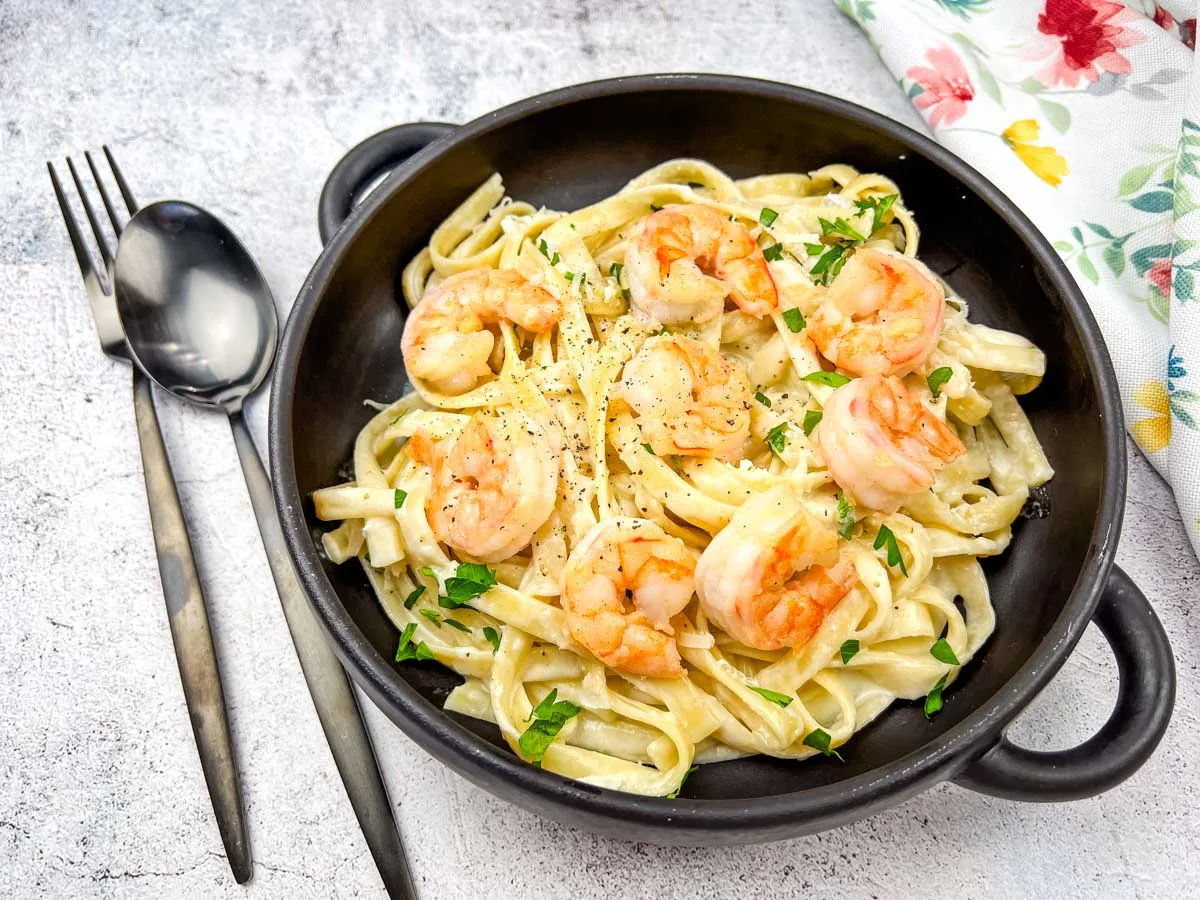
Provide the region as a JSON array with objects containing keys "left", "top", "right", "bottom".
[
  {"left": 131, "top": 369, "right": 252, "bottom": 884},
  {"left": 227, "top": 410, "right": 416, "bottom": 900}
]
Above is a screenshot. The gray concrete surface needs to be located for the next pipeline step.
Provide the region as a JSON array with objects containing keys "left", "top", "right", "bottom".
[{"left": 1, "top": 1, "right": 1197, "bottom": 897}]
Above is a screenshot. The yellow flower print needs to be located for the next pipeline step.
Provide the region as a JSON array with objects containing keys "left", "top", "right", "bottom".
[
  {"left": 1131, "top": 380, "right": 1171, "bottom": 453},
  {"left": 1002, "top": 119, "right": 1070, "bottom": 187}
]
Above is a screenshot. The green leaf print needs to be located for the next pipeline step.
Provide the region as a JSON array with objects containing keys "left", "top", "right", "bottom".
[
  {"left": 1130, "top": 191, "right": 1174, "bottom": 213},
  {"left": 1171, "top": 390, "right": 1200, "bottom": 430},
  {"left": 936, "top": 0, "right": 992, "bottom": 19},
  {"left": 1037, "top": 98, "right": 1070, "bottom": 134},
  {"left": 1052, "top": 240, "right": 1074, "bottom": 253},
  {"left": 1103, "top": 245, "right": 1125, "bottom": 277},
  {"left": 1175, "top": 269, "right": 1194, "bottom": 301},
  {"left": 1077, "top": 254, "right": 1099, "bottom": 284},
  {"left": 1085, "top": 222, "right": 1114, "bottom": 239},
  {"left": 1118, "top": 164, "right": 1156, "bottom": 197},
  {"left": 977, "top": 67, "right": 1001, "bottom": 104},
  {"left": 1131, "top": 243, "right": 1173, "bottom": 275},
  {"left": 1019, "top": 78, "right": 1044, "bottom": 94}
]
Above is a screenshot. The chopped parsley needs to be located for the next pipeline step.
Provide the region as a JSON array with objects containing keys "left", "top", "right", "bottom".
[
  {"left": 564, "top": 271, "right": 575, "bottom": 283},
  {"left": 420, "top": 566, "right": 434, "bottom": 577},
  {"left": 924, "top": 673, "right": 949, "bottom": 718},
  {"left": 518, "top": 688, "right": 581, "bottom": 765},
  {"left": 609, "top": 262, "right": 623, "bottom": 278},
  {"left": 805, "top": 242, "right": 825, "bottom": 256},
  {"left": 642, "top": 442, "right": 656, "bottom": 455},
  {"left": 853, "top": 192, "right": 898, "bottom": 235},
  {"left": 749, "top": 685, "right": 793, "bottom": 708},
  {"left": 444, "top": 618, "right": 471, "bottom": 633},
  {"left": 927, "top": 366, "right": 953, "bottom": 399},
  {"left": 809, "top": 243, "right": 853, "bottom": 284},
  {"left": 836, "top": 491, "right": 856, "bottom": 539},
  {"left": 873, "top": 524, "right": 908, "bottom": 576},
  {"left": 621, "top": 287, "right": 632, "bottom": 302},
  {"left": 666, "top": 764, "right": 699, "bottom": 799},
  {"left": 550, "top": 251, "right": 560, "bottom": 266},
  {"left": 754, "top": 391, "right": 772, "bottom": 408},
  {"left": 538, "top": 238, "right": 550, "bottom": 258},
  {"left": 801, "top": 370, "right": 851, "bottom": 388},
  {"left": 438, "top": 562, "right": 498, "bottom": 609},
  {"left": 759, "top": 207, "right": 779, "bottom": 227},
  {"left": 840, "top": 639, "right": 860, "bottom": 664},
  {"left": 765, "top": 422, "right": 788, "bottom": 456},
  {"left": 650, "top": 203, "right": 663, "bottom": 212},
  {"left": 393, "top": 488, "right": 407, "bottom": 509},
  {"left": 819, "top": 216, "right": 866, "bottom": 243},
  {"left": 403, "top": 584, "right": 425, "bottom": 610},
  {"left": 802, "top": 728, "right": 844, "bottom": 762},
  {"left": 482, "top": 626, "right": 501, "bottom": 654},
  {"left": 930, "top": 638, "right": 961, "bottom": 666},
  {"left": 781, "top": 307, "right": 805, "bottom": 333},
  {"left": 762, "top": 242, "right": 785, "bottom": 262},
  {"left": 420, "top": 609, "right": 443, "bottom": 628},
  {"left": 394, "top": 623, "right": 435, "bottom": 662},
  {"left": 802, "top": 409, "right": 823, "bottom": 436}
]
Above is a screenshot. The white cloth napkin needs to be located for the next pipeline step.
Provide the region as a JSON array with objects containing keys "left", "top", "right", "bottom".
[{"left": 838, "top": 0, "right": 1200, "bottom": 560}]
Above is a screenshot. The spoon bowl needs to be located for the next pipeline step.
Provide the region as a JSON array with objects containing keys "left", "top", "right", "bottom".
[{"left": 115, "top": 200, "right": 276, "bottom": 412}]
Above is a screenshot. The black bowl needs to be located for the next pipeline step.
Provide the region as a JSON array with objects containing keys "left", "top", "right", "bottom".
[{"left": 269, "top": 75, "right": 1174, "bottom": 844}]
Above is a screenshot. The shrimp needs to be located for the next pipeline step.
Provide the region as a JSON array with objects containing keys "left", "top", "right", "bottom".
[
  {"left": 561, "top": 518, "right": 696, "bottom": 678},
  {"left": 808, "top": 248, "right": 945, "bottom": 377},
  {"left": 401, "top": 267, "right": 561, "bottom": 395},
  {"left": 816, "top": 374, "right": 966, "bottom": 513},
  {"left": 624, "top": 204, "right": 778, "bottom": 325},
  {"left": 616, "top": 334, "right": 753, "bottom": 461},
  {"left": 695, "top": 484, "right": 857, "bottom": 652},
  {"left": 408, "top": 406, "right": 560, "bottom": 562}
]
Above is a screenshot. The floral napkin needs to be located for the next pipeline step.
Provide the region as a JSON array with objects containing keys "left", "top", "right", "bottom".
[{"left": 837, "top": 0, "right": 1200, "bottom": 560}]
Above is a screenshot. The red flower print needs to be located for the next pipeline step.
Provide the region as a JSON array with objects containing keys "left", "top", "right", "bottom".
[
  {"left": 1029, "top": 0, "right": 1144, "bottom": 88},
  {"left": 1148, "top": 258, "right": 1172, "bottom": 296},
  {"left": 1152, "top": 6, "right": 1195, "bottom": 48},
  {"left": 1183, "top": 18, "right": 1196, "bottom": 50},
  {"left": 906, "top": 47, "right": 975, "bottom": 129},
  {"left": 1152, "top": 5, "right": 1175, "bottom": 31}
]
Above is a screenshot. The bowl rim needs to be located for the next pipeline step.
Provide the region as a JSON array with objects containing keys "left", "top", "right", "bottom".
[{"left": 269, "top": 72, "right": 1126, "bottom": 832}]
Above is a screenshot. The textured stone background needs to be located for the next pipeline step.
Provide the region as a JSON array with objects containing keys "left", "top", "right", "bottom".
[{"left": 2, "top": 1, "right": 1198, "bottom": 897}]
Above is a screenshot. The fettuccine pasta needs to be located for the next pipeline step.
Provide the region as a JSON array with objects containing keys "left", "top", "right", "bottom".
[{"left": 313, "top": 159, "right": 1053, "bottom": 797}]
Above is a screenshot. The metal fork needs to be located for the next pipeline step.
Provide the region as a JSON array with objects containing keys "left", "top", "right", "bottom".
[{"left": 49, "top": 149, "right": 252, "bottom": 884}]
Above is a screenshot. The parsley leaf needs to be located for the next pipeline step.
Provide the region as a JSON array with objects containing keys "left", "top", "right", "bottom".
[
  {"left": 394, "top": 623, "right": 435, "bottom": 662},
  {"left": 930, "top": 638, "right": 961, "bottom": 666},
  {"left": 550, "top": 251, "right": 560, "bottom": 266},
  {"left": 749, "top": 685, "right": 793, "bottom": 708},
  {"left": 420, "top": 609, "right": 443, "bottom": 627},
  {"left": 924, "top": 673, "right": 949, "bottom": 718},
  {"left": 809, "top": 243, "right": 852, "bottom": 285},
  {"left": 840, "top": 639, "right": 860, "bottom": 664},
  {"left": 667, "top": 764, "right": 699, "bottom": 799},
  {"left": 420, "top": 566, "right": 434, "bottom": 577},
  {"left": 621, "top": 287, "right": 632, "bottom": 302},
  {"left": 927, "top": 366, "right": 953, "bottom": 399},
  {"left": 538, "top": 238, "right": 550, "bottom": 258},
  {"left": 444, "top": 618, "right": 471, "bottom": 633},
  {"left": 802, "top": 409, "right": 823, "bottom": 436},
  {"left": 765, "top": 422, "right": 788, "bottom": 455},
  {"left": 482, "top": 626, "right": 501, "bottom": 654},
  {"left": 802, "top": 728, "right": 844, "bottom": 762},
  {"left": 754, "top": 391, "right": 772, "bottom": 408},
  {"left": 853, "top": 193, "right": 898, "bottom": 235},
  {"left": 759, "top": 207, "right": 779, "bottom": 227},
  {"left": 439, "top": 563, "right": 498, "bottom": 609},
  {"left": 393, "top": 488, "right": 407, "bottom": 509},
  {"left": 518, "top": 688, "right": 582, "bottom": 765},
  {"left": 762, "top": 242, "right": 784, "bottom": 262},
  {"left": 403, "top": 584, "right": 425, "bottom": 610},
  {"left": 836, "top": 491, "right": 856, "bottom": 539},
  {"left": 802, "top": 370, "right": 851, "bottom": 388},
  {"left": 642, "top": 442, "right": 656, "bottom": 455},
  {"left": 873, "top": 524, "right": 909, "bottom": 575},
  {"left": 650, "top": 203, "right": 663, "bottom": 212},
  {"left": 609, "top": 262, "right": 623, "bottom": 278},
  {"left": 819, "top": 217, "right": 866, "bottom": 242},
  {"left": 781, "top": 307, "right": 805, "bottom": 333},
  {"left": 805, "top": 242, "right": 825, "bottom": 256}
]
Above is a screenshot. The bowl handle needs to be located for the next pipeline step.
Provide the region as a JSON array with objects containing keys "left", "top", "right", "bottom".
[
  {"left": 317, "top": 122, "right": 457, "bottom": 245},
  {"left": 954, "top": 565, "right": 1175, "bottom": 801}
]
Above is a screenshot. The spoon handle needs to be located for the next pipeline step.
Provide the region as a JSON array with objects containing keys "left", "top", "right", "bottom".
[
  {"left": 131, "top": 370, "right": 252, "bottom": 884},
  {"left": 227, "top": 411, "right": 417, "bottom": 900}
]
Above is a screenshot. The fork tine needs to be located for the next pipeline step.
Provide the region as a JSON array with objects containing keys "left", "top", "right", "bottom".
[
  {"left": 66, "top": 156, "right": 114, "bottom": 270},
  {"left": 103, "top": 145, "right": 138, "bottom": 215},
  {"left": 85, "top": 150, "right": 124, "bottom": 238},
  {"left": 47, "top": 161, "right": 103, "bottom": 292}
]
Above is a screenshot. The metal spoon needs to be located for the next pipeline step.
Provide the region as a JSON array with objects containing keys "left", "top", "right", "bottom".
[{"left": 113, "top": 200, "right": 417, "bottom": 900}]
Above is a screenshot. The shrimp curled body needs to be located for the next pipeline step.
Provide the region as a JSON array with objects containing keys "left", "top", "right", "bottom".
[
  {"left": 624, "top": 204, "right": 778, "bottom": 325},
  {"left": 561, "top": 518, "right": 696, "bottom": 678},
  {"left": 695, "top": 485, "right": 857, "bottom": 652},
  {"left": 617, "top": 334, "right": 753, "bottom": 461},
  {"left": 401, "top": 267, "right": 561, "bottom": 396},
  {"left": 808, "top": 248, "right": 945, "bottom": 377},
  {"left": 409, "top": 407, "right": 560, "bottom": 563},
  {"left": 816, "top": 374, "right": 966, "bottom": 513}
]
